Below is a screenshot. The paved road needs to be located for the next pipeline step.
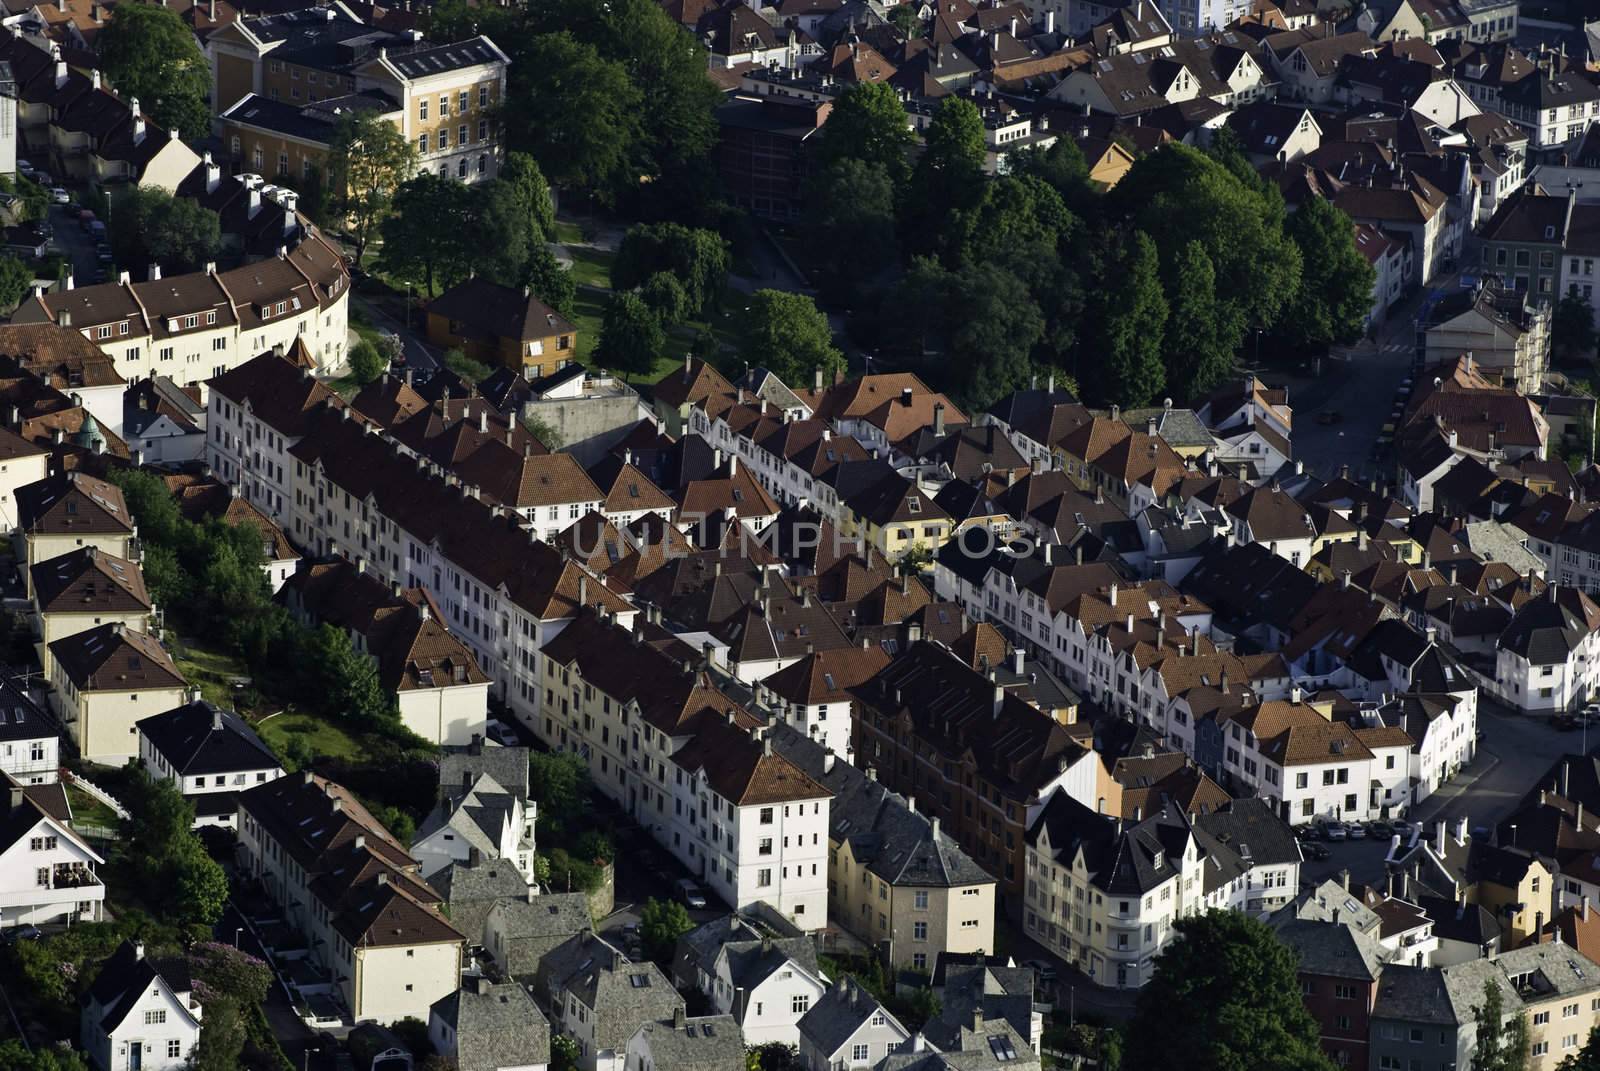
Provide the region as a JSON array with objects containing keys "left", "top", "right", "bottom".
[
  {"left": 350, "top": 290, "right": 438, "bottom": 373},
  {"left": 48, "top": 203, "right": 100, "bottom": 287}
]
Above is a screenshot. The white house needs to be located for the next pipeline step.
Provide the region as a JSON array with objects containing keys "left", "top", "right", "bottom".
[
  {"left": 412, "top": 770, "right": 536, "bottom": 884},
  {"left": 1491, "top": 586, "right": 1600, "bottom": 715},
  {"left": 80, "top": 940, "right": 201, "bottom": 1071},
  {"left": 796, "top": 978, "right": 911, "bottom": 1071},
  {"left": 428, "top": 976, "right": 551, "bottom": 1071},
  {"left": 0, "top": 777, "right": 104, "bottom": 930},
  {"left": 707, "top": 935, "right": 829, "bottom": 1048},
  {"left": 136, "top": 698, "right": 285, "bottom": 828},
  {"left": 0, "top": 672, "right": 58, "bottom": 785}
]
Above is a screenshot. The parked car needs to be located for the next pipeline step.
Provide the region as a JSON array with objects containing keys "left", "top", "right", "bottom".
[
  {"left": 0, "top": 924, "right": 42, "bottom": 944},
  {"left": 48, "top": 186, "right": 68, "bottom": 204},
  {"left": 1302, "top": 842, "right": 1331, "bottom": 861},
  {"left": 1390, "top": 819, "right": 1417, "bottom": 839},
  {"left": 1556, "top": 714, "right": 1580, "bottom": 731},
  {"left": 1023, "top": 959, "right": 1057, "bottom": 985},
  {"left": 676, "top": 879, "right": 707, "bottom": 909},
  {"left": 1367, "top": 820, "right": 1393, "bottom": 837},
  {"left": 1325, "top": 822, "right": 1349, "bottom": 841},
  {"left": 484, "top": 719, "right": 520, "bottom": 747},
  {"left": 1295, "top": 825, "right": 1321, "bottom": 841},
  {"left": 1348, "top": 823, "right": 1367, "bottom": 839}
]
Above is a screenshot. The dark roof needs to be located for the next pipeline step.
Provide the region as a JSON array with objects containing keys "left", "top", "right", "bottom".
[
  {"left": 427, "top": 276, "right": 577, "bottom": 343},
  {"left": 50, "top": 623, "right": 185, "bottom": 692},
  {"left": 84, "top": 940, "right": 194, "bottom": 1035},
  {"left": 136, "top": 700, "right": 281, "bottom": 777}
]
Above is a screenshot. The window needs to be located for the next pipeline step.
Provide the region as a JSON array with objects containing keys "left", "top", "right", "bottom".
[
  {"left": 167, "top": 1041, "right": 181, "bottom": 1059},
  {"left": 1535, "top": 1012, "right": 1551, "bottom": 1026},
  {"left": 440, "top": 94, "right": 450, "bottom": 117},
  {"left": 792, "top": 994, "right": 810, "bottom": 1015},
  {"left": 915, "top": 890, "right": 929, "bottom": 909},
  {"left": 758, "top": 868, "right": 772, "bottom": 887},
  {"left": 459, "top": 123, "right": 468, "bottom": 146},
  {"left": 914, "top": 921, "right": 928, "bottom": 940},
  {"left": 479, "top": 84, "right": 489, "bottom": 107},
  {"left": 145, "top": 1010, "right": 166, "bottom": 1025},
  {"left": 420, "top": 99, "right": 428, "bottom": 120},
  {"left": 853, "top": 1043, "right": 870, "bottom": 1062},
  {"left": 760, "top": 807, "right": 774, "bottom": 824}
]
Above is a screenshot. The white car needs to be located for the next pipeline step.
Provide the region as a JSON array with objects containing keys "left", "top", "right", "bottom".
[
  {"left": 1324, "top": 822, "right": 1349, "bottom": 841},
  {"left": 48, "top": 187, "right": 68, "bottom": 204},
  {"left": 1348, "top": 823, "right": 1367, "bottom": 839},
  {"left": 484, "top": 719, "right": 520, "bottom": 747}
]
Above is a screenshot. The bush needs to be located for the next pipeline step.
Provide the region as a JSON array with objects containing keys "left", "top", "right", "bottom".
[
  {"left": 443, "top": 347, "right": 492, "bottom": 383},
  {"left": 347, "top": 339, "right": 386, "bottom": 384}
]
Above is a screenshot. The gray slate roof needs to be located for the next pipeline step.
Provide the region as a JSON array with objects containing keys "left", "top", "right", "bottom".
[
  {"left": 770, "top": 721, "right": 993, "bottom": 888},
  {"left": 1372, "top": 964, "right": 1460, "bottom": 1027},
  {"left": 433, "top": 856, "right": 532, "bottom": 945},
  {"left": 491, "top": 891, "right": 592, "bottom": 939},
  {"left": 798, "top": 976, "right": 907, "bottom": 1058},
  {"left": 439, "top": 741, "right": 531, "bottom": 801},
  {"left": 415, "top": 772, "right": 521, "bottom": 860},
  {"left": 431, "top": 979, "right": 551, "bottom": 1071},
  {"left": 1271, "top": 917, "right": 1386, "bottom": 981},
  {"left": 630, "top": 1013, "right": 745, "bottom": 1071},
  {"left": 925, "top": 964, "right": 1036, "bottom": 1055}
]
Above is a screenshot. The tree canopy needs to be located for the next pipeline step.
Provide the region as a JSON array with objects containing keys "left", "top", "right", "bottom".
[
  {"left": 613, "top": 222, "right": 729, "bottom": 316},
  {"left": 741, "top": 290, "right": 843, "bottom": 385},
  {"left": 1283, "top": 194, "right": 1376, "bottom": 350},
  {"left": 595, "top": 291, "right": 666, "bottom": 380},
  {"left": 328, "top": 110, "right": 418, "bottom": 263},
  {"left": 97, "top": 2, "right": 211, "bottom": 138},
  {"left": 111, "top": 187, "right": 221, "bottom": 273},
  {"left": 1124, "top": 911, "right": 1335, "bottom": 1071},
  {"left": 815, "top": 81, "right": 915, "bottom": 183}
]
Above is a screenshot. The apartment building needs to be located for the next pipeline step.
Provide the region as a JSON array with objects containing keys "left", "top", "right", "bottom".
[
  {"left": 854, "top": 640, "right": 1108, "bottom": 898},
  {"left": 280, "top": 556, "right": 490, "bottom": 745},
  {"left": 210, "top": 7, "right": 509, "bottom": 184},
  {"left": 12, "top": 229, "right": 351, "bottom": 386},
  {"left": 771, "top": 723, "right": 997, "bottom": 972},
  {"left": 1024, "top": 792, "right": 1301, "bottom": 989},
  {"left": 1492, "top": 585, "right": 1600, "bottom": 714},
  {"left": 15, "top": 470, "right": 134, "bottom": 599},
  {"left": 29, "top": 545, "right": 151, "bottom": 680},
  {"left": 236, "top": 772, "right": 464, "bottom": 1025},
  {"left": 537, "top": 607, "right": 832, "bottom": 929},
  {"left": 50, "top": 622, "right": 187, "bottom": 766},
  {"left": 205, "top": 351, "right": 635, "bottom": 731},
  {"left": 0, "top": 672, "right": 58, "bottom": 786}
]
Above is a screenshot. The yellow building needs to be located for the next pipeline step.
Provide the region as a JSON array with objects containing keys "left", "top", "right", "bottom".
[
  {"left": 424, "top": 277, "right": 577, "bottom": 377},
  {"left": 49, "top": 622, "right": 187, "bottom": 766},
  {"left": 211, "top": 9, "right": 508, "bottom": 185}
]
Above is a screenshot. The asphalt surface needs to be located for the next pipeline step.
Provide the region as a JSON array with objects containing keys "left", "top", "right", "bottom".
[
  {"left": 351, "top": 290, "right": 439, "bottom": 373},
  {"left": 48, "top": 203, "right": 102, "bottom": 287}
]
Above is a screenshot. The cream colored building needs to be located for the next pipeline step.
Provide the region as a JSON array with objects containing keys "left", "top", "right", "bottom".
[
  {"left": 0, "top": 430, "right": 48, "bottom": 532},
  {"left": 236, "top": 772, "right": 465, "bottom": 1025},
  {"left": 49, "top": 623, "right": 187, "bottom": 766},
  {"left": 30, "top": 545, "right": 152, "bottom": 680},
  {"left": 11, "top": 230, "right": 352, "bottom": 387},
  {"left": 209, "top": 8, "right": 509, "bottom": 185},
  {"left": 15, "top": 471, "right": 135, "bottom": 599}
]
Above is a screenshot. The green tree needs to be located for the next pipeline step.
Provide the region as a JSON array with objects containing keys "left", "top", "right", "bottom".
[
  {"left": 945, "top": 261, "right": 1046, "bottom": 410},
  {"left": 328, "top": 109, "right": 418, "bottom": 263},
  {"left": 379, "top": 172, "right": 474, "bottom": 296},
  {"left": 1557, "top": 292, "right": 1599, "bottom": 360},
  {"left": 747, "top": 1042, "right": 801, "bottom": 1071},
  {"left": 525, "top": 243, "right": 577, "bottom": 317},
  {"left": 640, "top": 272, "right": 690, "bottom": 327},
  {"left": 529, "top": 750, "right": 592, "bottom": 837},
  {"left": 970, "top": 173, "right": 1076, "bottom": 264},
  {"left": 306, "top": 623, "right": 392, "bottom": 725},
  {"left": 1087, "top": 230, "right": 1167, "bottom": 408},
  {"left": 111, "top": 187, "right": 222, "bottom": 272},
  {"left": 348, "top": 339, "right": 387, "bottom": 384},
  {"left": 808, "top": 158, "right": 898, "bottom": 300},
  {"left": 468, "top": 179, "right": 538, "bottom": 288},
  {"left": 639, "top": 897, "right": 693, "bottom": 963},
  {"left": 906, "top": 96, "right": 988, "bottom": 264},
  {"left": 1283, "top": 194, "right": 1376, "bottom": 350},
  {"left": 1474, "top": 979, "right": 1529, "bottom": 1071},
  {"left": 96, "top": 2, "right": 210, "bottom": 137},
  {"left": 1559, "top": 1023, "right": 1600, "bottom": 1070},
  {"left": 1163, "top": 241, "right": 1234, "bottom": 402},
  {"left": 170, "top": 839, "right": 228, "bottom": 927},
  {"left": 499, "top": 151, "right": 557, "bottom": 242},
  {"left": 0, "top": 255, "right": 32, "bottom": 310},
  {"left": 740, "top": 290, "right": 842, "bottom": 385},
  {"left": 551, "top": 1035, "right": 581, "bottom": 1071},
  {"left": 595, "top": 291, "right": 665, "bottom": 380},
  {"left": 510, "top": 33, "right": 640, "bottom": 194},
  {"left": 612, "top": 222, "right": 729, "bottom": 316},
  {"left": 1125, "top": 912, "right": 1335, "bottom": 1071},
  {"left": 1111, "top": 144, "right": 1301, "bottom": 363},
  {"left": 0, "top": 1041, "right": 89, "bottom": 1071},
  {"left": 887, "top": 4, "right": 923, "bottom": 37},
  {"left": 443, "top": 348, "right": 493, "bottom": 383},
  {"left": 815, "top": 81, "right": 914, "bottom": 183},
  {"left": 1007, "top": 137, "right": 1094, "bottom": 208}
]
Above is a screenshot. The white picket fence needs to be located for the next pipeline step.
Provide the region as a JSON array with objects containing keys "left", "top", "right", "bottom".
[{"left": 63, "top": 771, "right": 129, "bottom": 820}]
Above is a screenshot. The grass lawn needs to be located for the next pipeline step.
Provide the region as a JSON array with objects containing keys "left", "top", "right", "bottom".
[
  {"left": 570, "top": 286, "right": 607, "bottom": 363},
  {"left": 327, "top": 374, "right": 363, "bottom": 400},
  {"left": 168, "top": 635, "right": 250, "bottom": 708},
  {"left": 251, "top": 709, "right": 366, "bottom": 763},
  {"left": 64, "top": 782, "right": 118, "bottom": 829}
]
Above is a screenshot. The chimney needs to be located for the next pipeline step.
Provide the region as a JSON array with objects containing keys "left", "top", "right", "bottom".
[
  {"left": 1455, "top": 816, "right": 1468, "bottom": 845},
  {"left": 933, "top": 402, "right": 946, "bottom": 437},
  {"left": 674, "top": 1006, "right": 687, "bottom": 1030},
  {"left": 133, "top": 942, "right": 145, "bottom": 961},
  {"left": 1339, "top": 868, "right": 1350, "bottom": 891},
  {"left": 131, "top": 99, "right": 145, "bottom": 144}
]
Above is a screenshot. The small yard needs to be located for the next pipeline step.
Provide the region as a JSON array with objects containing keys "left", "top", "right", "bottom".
[
  {"left": 250, "top": 710, "right": 365, "bottom": 764},
  {"left": 64, "top": 781, "right": 119, "bottom": 830},
  {"left": 168, "top": 635, "right": 250, "bottom": 708}
]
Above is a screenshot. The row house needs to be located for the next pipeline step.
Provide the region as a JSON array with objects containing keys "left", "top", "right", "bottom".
[
  {"left": 0, "top": 32, "right": 199, "bottom": 191},
  {"left": 12, "top": 230, "right": 352, "bottom": 387},
  {"left": 853, "top": 640, "right": 1107, "bottom": 899},
  {"left": 1024, "top": 792, "right": 1302, "bottom": 989},
  {"left": 770, "top": 722, "right": 998, "bottom": 972},
  {"left": 537, "top": 607, "right": 832, "bottom": 930},
  {"left": 205, "top": 351, "right": 636, "bottom": 733},
  {"left": 236, "top": 772, "right": 464, "bottom": 1025}
]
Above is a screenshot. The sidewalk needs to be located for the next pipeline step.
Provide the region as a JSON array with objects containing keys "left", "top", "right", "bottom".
[{"left": 1407, "top": 748, "right": 1501, "bottom": 828}]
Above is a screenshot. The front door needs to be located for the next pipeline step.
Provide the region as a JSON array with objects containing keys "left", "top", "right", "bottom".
[{"left": 129, "top": 1042, "right": 142, "bottom": 1071}]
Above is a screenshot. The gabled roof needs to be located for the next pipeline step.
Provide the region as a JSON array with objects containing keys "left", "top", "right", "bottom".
[
  {"left": 50, "top": 622, "right": 184, "bottom": 692},
  {"left": 17, "top": 469, "right": 131, "bottom": 536},
  {"left": 136, "top": 700, "right": 280, "bottom": 777}
]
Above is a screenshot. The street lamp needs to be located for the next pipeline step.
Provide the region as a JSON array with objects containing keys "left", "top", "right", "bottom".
[{"left": 233, "top": 926, "right": 243, "bottom": 949}]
